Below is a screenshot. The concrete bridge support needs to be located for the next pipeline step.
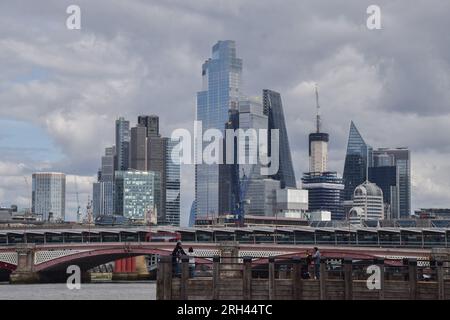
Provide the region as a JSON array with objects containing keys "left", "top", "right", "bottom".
[{"left": 9, "top": 245, "right": 39, "bottom": 284}]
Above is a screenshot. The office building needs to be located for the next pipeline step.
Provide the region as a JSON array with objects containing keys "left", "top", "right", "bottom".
[
  {"left": 165, "top": 138, "right": 181, "bottom": 226},
  {"left": 349, "top": 181, "right": 384, "bottom": 224},
  {"left": 302, "top": 172, "right": 345, "bottom": 220},
  {"left": 343, "top": 121, "right": 372, "bottom": 201},
  {"left": 195, "top": 40, "right": 243, "bottom": 219},
  {"left": 32, "top": 172, "right": 66, "bottom": 221},
  {"left": 368, "top": 166, "right": 399, "bottom": 220},
  {"left": 275, "top": 188, "right": 309, "bottom": 218},
  {"left": 263, "top": 89, "right": 297, "bottom": 188},
  {"left": 372, "top": 148, "right": 411, "bottom": 218},
  {"left": 114, "top": 170, "right": 161, "bottom": 222},
  {"left": 93, "top": 147, "right": 115, "bottom": 217},
  {"left": 115, "top": 117, "right": 130, "bottom": 171}
]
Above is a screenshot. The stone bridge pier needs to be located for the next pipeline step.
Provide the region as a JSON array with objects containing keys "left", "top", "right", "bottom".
[{"left": 9, "top": 245, "right": 39, "bottom": 284}]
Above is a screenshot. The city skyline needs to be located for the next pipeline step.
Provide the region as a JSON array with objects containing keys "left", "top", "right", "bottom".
[{"left": 1, "top": 1, "right": 450, "bottom": 226}]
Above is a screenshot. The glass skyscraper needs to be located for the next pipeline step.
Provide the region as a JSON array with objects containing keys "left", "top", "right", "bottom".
[
  {"left": 263, "top": 89, "right": 297, "bottom": 189},
  {"left": 115, "top": 117, "right": 130, "bottom": 171},
  {"left": 195, "top": 40, "right": 242, "bottom": 219},
  {"left": 165, "top": 138, "right": 181, "bottom": 226},
  {"left": 343, "top": 121, "right": 372, "bottom": 201},
  {"left": 32, "top": 173, "right": 66, "bottom": 221},
  {"left": 372, "top": 148, "right": 411, "bottom": 218}
]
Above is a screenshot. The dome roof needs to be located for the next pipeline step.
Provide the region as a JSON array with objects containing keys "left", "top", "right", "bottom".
[{"left": 354, "top": 181, "right": 383, "bottom": 197}]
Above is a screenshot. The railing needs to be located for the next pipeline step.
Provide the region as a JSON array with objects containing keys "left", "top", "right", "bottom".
[{"left": 157, "top": 256, "right": 450, "bottom": 300}]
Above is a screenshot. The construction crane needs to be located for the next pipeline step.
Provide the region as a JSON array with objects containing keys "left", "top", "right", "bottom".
[
  {"left": 74, "top": 176, "right": 81, "bottom": 223},
  {"left": 232, "top": 166, "right": 254, "bottom": 227}
]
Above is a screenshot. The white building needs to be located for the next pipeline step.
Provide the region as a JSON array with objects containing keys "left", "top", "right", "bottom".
[
  {"left": 349, "top": 181, "right": 384, "bottom": 225},
  {"left": 32, "top": 172, "right": 66, "bottom": 222},
  {"left": 275, "top": 188, "right": 308, "bottom": 218}
]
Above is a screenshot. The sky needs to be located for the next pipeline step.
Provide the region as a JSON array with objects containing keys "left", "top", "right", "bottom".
[{"left": 0, "top": 0, "right": 449, "bottom": 225}]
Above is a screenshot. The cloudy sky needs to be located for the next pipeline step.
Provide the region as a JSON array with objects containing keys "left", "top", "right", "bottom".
[{"left": 1, "top": 0, "right": 449, "bottom": 225}]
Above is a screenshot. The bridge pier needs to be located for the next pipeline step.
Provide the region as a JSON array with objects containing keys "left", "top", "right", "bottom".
[{"left": 9, "top": 245, "right": 40, "bottom": 284}]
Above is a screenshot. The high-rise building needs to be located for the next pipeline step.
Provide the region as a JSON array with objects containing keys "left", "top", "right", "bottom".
[
  {"left": 343, "top": 121, "right": 372, "bottom": 201},
  {"left": 114, "top": 170, "right": 160, "bottom": 222},
  {"left": 308, "top": 86, "right": 329, "bottom": 174},
  {"left": 195, "top": 40, "right": 242, "bottom": 219},
  {"left": 93, "top": 147, "right": 115, "bottom": 217},
  {"left": 349, "top": 181, "right": 384, "bottom": 224},
  {"left": 368, "top": 166, "right": 399, "bottom": 219},
  {"left": 32, "top": 172, "right": 66, "bottom": 221},
  {"left": 263, "top": 89, "right": 297, "bottom": 188},
  {"left": 115, "top": 117, "right": 130, "bottom": 171},
  {"left": 130, "top": 115, "right": 177, "bottom": 225},
  {"left": 302, "top": 172, "right": 344, "bottom": 220},
  {"left": 130, "top": 125, "right": 147, "bottom": 171},
  {"left": 165, "top": 139, "right": 181, "bottom": 226},
  {"left": 372, "top": 148, "right": 411, "bottom": 217},
  {"left": 302, "top": 87, "right": 343, "bottom": 220},
  {"left": 138, "top": 115, "right": 160, "bottom": 138}
]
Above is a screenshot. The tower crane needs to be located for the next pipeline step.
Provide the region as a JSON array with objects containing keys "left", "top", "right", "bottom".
[{"left": 74, "top": 176, "right": 81, "bottom": 223}]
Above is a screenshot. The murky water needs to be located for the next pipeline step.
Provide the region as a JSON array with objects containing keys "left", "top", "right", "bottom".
[{"left": 0, "top": 282, "right": 156, "bottom": 300}]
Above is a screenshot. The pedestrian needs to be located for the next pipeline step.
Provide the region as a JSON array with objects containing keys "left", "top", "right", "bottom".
[
  {"left": 171, "top": 241, "right": 186, "bottom": 276},
  {"left": 188, "top": 247, "right": 196, "bottom": 278},
  {"left": 302, "top": 251, "right": 313, "bottom": 279},
  {"left": 312, "top": 247, "right": 321, "bottom": 280}
]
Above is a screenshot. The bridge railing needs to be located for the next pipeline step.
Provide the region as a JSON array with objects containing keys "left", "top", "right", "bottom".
[{"left": 157, "top": 256, "right": 449, "bottom": 300}]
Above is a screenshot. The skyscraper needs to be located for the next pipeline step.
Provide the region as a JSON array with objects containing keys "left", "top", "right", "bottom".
[
  {"left": 308, "top": 86, "right": 329, "bottom": 174},
  {"left": 93, "top": 146, "right": 115, "bottom": 217},
  {"left": 138, "top": 115, "right": 159, "bottom": 138},
  {"left": 130, "top": 125, "right": 147, "bottom": 171},
  {"left": 263, "top": 89, "right": 297, "bottom": 188},
  {"left": 115, "top": 117, "right": 130, "bottom": 171},
  {"left": 368, "top": 165, "right": 399, "bottom": 220},
  {"left": 195, "top": 40, "right": 242, "bottom": 219},
  {"left": 165, "top": 139, "right": 181, "bottom": 226},
  {"left": 343, "top": 121, "right": 372, "bottom": 201},
  {"left": 302, "top": 87, "right": 344, "bottom": 220},
  {"left": 32, "top": 173, "right": 66, "bottom": 221},
  {"left": 372, "top": 148, "right": 411, "bottom": 218},
  {"left": 130, "top": 115, "right": 178, "bottom": 225}
]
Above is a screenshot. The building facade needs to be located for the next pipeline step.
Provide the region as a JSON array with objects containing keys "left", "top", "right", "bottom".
[
  {"left": 343, "top": 121, "right": 372, "bottom": 201},
  {"left": 372, "top": 148, "right": 411, "bottom": 218},
  {"left": 349, "top": 181, "right": 384, "bottom": 224},
  {"left": 32, "top": 173, "right": 66, "bottom": 221},
  {"left": 263, "top": 89, "right": 297, "bottom": 188},
  {"left": 165, "top": 138, "right": 181, "bottom": 226},
  {"left": 302, "top": 172, "right": 345, "bottom": 220},
  {"left": 195, "top": 40, "right": 243, "bottom": 219},
  {"left": 114, "top": 171, "right": 160, "bottom": 222},
  {"left": 115, "top": 117, "right": 130, "bottom": 171}
]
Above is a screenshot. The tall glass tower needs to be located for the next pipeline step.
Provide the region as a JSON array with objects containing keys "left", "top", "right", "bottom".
[
  {"left": 343, "top": 121, "right": 372, "bottom": 201},
  {"left": 195, "top": 40, "right": 242, "bottom": 220},
  {"left": 262, "top": 89, "right": 297, "bottom": 188}
]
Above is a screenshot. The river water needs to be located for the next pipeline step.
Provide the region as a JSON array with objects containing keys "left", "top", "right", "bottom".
[{"left": 0, "top": 282, "right": 157, "bottom": 300}]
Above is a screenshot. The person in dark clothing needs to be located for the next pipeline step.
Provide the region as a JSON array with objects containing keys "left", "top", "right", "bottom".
[
  {"left": 171, "top": 241, "right": 186, "bottom": 276},
  {"left": 302, "top": 251, "right": 313, "bottom": 279},
  {"left": 312, "top": 247, "right": 321, "bottom": 280}
]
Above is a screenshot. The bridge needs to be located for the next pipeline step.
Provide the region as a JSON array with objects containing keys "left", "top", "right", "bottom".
[{"left": 0, "top": 240, "right": 446, "bottom": 284}]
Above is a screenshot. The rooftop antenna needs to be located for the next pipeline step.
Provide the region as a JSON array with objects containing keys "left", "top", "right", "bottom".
[{"left": 315, "top": 84, "right": 321, "bottom": 133}]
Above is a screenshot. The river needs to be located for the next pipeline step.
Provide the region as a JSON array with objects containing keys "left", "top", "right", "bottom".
[{"left": 0, "top": 282, "right": 157, "bottom": 300}]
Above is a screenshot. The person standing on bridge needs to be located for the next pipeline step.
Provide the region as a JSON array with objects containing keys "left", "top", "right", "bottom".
[
  {"left": 312, "top": 247, "right": 321, "bottom": 280},
  {"left": 172, "top": 241, "right": 186, "bottom": 276},
  {"left": 188, "top": 247, "right": 196, "bottom": 278}
]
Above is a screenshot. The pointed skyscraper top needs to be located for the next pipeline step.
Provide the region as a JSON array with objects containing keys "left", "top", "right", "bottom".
[
  {"left": 346, "top": 121, "right": 368, "bottom": 155},
  {"left": 315, "top": 84, "right": 321, "bottom": 133}
]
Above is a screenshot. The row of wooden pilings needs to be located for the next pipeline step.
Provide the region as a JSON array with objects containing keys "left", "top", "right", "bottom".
[{"left": 157, "top": 255, "right": 447, "bottom": 300}]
